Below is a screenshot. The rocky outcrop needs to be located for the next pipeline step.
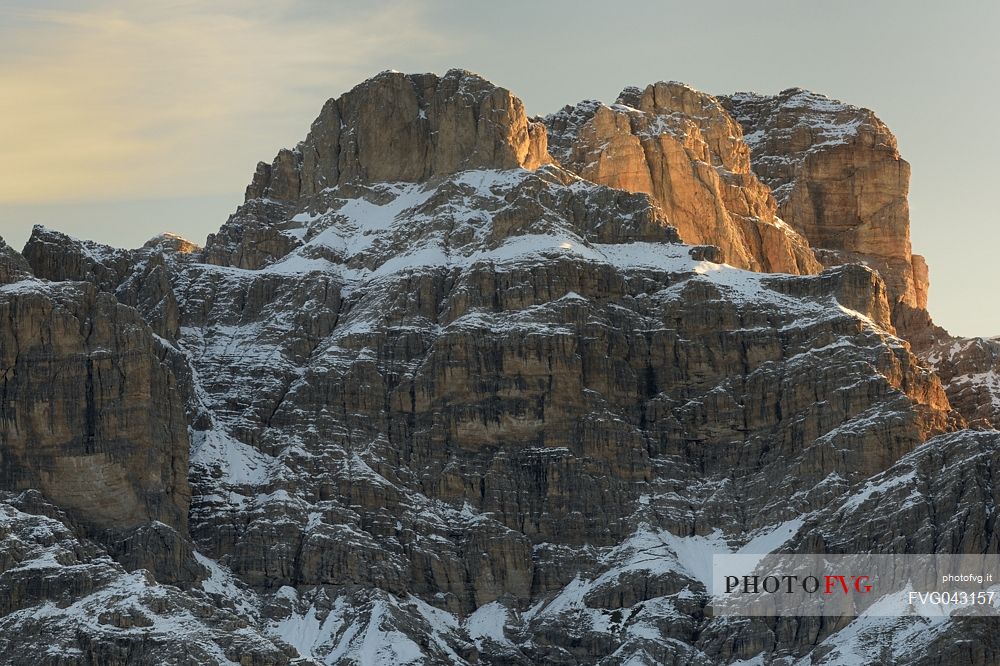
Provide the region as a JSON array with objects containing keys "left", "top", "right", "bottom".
[
  {"left": 698, "top": 428, "right": 1000, "bottom": 664},
  {"left": 158, "top": 160, "right": 958, "bottom": 661},
  {"left": 279, "top": 68, "right": 551, "bottom": 193},
  {"left": 0, "top": 279, "right": 190, "bottom": 533},
  {"left": 891, "top": 302, "right": 1000, "bottom": 429},
  {"left": 721, "top": 88, "right": 925, "bottom": 312},
  {"left": 198, "top": 199, "right": 304, "bottom": 270},
  {"left": 23, "top": 226, "right": 192, "bottom": 341},
  {"left": 922, "top": 335, "right": 1000, "bottom": 428},
  {"left": 716, "top": 89, "right": 999, "bottom": 439},
  {"left": 0, "top": 238, "right": 31, "bottom": 285},
  {"left": 545, "top": 82, "right": 821, "bottom": 275},
  {"left": 0, "top": 491, "right": 287, "bottom": 665},
  {"left": 205, "top": 69, "right": 552, "bottom": 270},
  {"left": 0, "top": 69, "right": 992, "bottom": 665},
  {"left": 912, "top": 253, "right": 930, "bottom": 311}
]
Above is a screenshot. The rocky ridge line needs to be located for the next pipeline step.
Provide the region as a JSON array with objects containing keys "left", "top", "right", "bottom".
[
  {"left": 545, "top": 81, "right": 821, "bottom": 275},
  {"left": 0, "top": 68, "right": 996, "bottom": 665}
]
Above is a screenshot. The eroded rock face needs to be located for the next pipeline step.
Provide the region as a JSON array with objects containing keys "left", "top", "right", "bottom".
[
  {"left": 23, "top": 226, "right": 191, "bottom": 341},
  {"left": 243, "top": 68, "right": 550, "bottom": 204},
  {"left": 27, "top": 161, "right": 961, "bottom": 662},
  {"left": 0, "top": 279, "right": 190, "bottom": 534},
  {"left": 0, "top": 69, "right": 994, "bottom": 665},
  {"left": 545, "top": 82, "right": 822, "bottom": 275},
  {"left": 698, "top": 429, "right": 1000, "bottom": 665},
  {"left": 0, "top": 491, "right": 286, "bottom": 664},
  {"left": 206, "top": 69, "right": 552, "bottom": 270},
  {"left": 716, "top": 88, "right": 1000, "bottom": 440},
  {"left": 923, "top": 336, "right": 1000, "bottom": 428},
  {"left": 0, "top": 238, "right": 31, "bottom": 285},
  {"left": 893, "top": 303, "right": 1000, "bottom": 430},
  {"left": 720, "top": 88, "right": 925, "bottom": 312}
]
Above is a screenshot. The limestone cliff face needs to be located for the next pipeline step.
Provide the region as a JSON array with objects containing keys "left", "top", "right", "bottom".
[
  {"left": 204, "top": 69, "right": 551, "bottom": 269},
  {"left": 0, "top": 238, "right": 32, "bottom": 285},
  {"left": 282, "top": 68, "right": 551, "bottom": 193},
  {"left": 720, "top": 88, "right": 925, "bottom": 312},
  {"left": 719, "top": 88, "right": 999, "bottom": 430},
  {"left": 922, "top": 335, "right": 1000, "bottom": 428},
  {"left": 0, "top": 266, "right": 190, "bottom": 534},
  {"left": 891, "top": 298, "right": 1000, "bottom": 430},
  {"left": 24, "top": 226, "right": 189, "bottom": 342},
  {"left": 700, "top": 429, "right": 1000, "bottom": 665},
  {"left": 0, "top": 490, "right": 286, "bottom": 663},
  {"left": 12, "top": 163, "right": 961, "bottom": 664},
  {"left": 545, "top": 82, "right": 821, "bottom": 275},
  {"left": 1, "top": 69, "right": 995, "bottom": 666}
]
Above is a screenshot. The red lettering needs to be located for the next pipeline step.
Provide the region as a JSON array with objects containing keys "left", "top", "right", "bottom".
[{"left": 824, "top": 575, "right": 849, "bottom": 594}]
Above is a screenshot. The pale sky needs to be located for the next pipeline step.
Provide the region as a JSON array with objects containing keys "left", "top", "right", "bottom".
[{"left": 1, "top": 0, "right": 997, "bottom": 336}]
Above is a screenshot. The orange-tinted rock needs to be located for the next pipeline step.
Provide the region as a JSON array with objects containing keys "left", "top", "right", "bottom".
[
  {"left": 721, "top": 88, "right": 926, "bottom": 311},
  {"left": 546, "top": 82, "right": 821, "bottom": 275},
  {"left": 245, "top": 69, "right": 551, "bottom": 202}
]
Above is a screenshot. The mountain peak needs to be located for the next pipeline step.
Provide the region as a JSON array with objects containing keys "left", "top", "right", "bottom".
[{"left": 245, "top": 69, "right": 552, "bottom": 204}]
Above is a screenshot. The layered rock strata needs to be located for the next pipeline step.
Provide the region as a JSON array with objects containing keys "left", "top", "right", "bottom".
[
  {"left": 720, "top": 87, "right": 925, "bottom": 313},
  {"left": 205, "top": 69, "right": 551, "bottom": 270},
  {"left": 0, "top": 69, "right": 994, "bottom": 665},
  {"left": 923, "top": 335, "right": 1000, "bottom": 428},
  {"left": 545, "top": 82, "right": 821, "bottom": 275},
  {"left": 717, "top": 87, "right": 1000, "bottom": 429},
  {"left": 0, "top": 249, "right": 190, "bottom": 534}
]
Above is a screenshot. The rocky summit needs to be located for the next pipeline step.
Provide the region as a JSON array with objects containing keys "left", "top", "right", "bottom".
[{"left": 0, "top": 68, "right": 997, "bottom": 665}]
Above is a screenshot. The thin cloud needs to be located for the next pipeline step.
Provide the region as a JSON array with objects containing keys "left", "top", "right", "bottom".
[{"left": 0, "top": 0, "right": 457, "bottom": 203}]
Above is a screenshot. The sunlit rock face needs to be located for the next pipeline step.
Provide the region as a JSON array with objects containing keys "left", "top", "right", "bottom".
[
  {"left": 0, "top": 69, "right": 996, "bottom": 665},
  {"left": 546, "top": 82, "right": 822, "bottom": 276},
  {"left": 286, "top": 68, "right": 552, "bottom": 191},
  {"left": 716, "top": 88, "right": 1000, "bottom": 431},
  {"left": 205, "top": 69, "right": 552, "bottom": 271},
  {"left": 720, "top": 88, "right": 925, "bottom": 312}
]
